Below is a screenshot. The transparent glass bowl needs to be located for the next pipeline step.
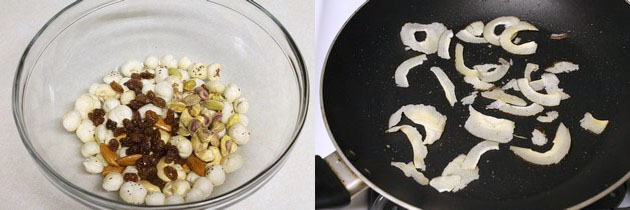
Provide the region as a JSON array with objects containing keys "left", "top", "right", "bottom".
[{"left": 12, "top": 0, "right": 308, "bottom": 209}]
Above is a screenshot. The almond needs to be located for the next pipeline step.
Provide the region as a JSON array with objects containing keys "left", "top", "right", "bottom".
[
  {"left": 154, "top": 118, "right": 172, "bottom": 132},
  {"left": 186, "top": 155, "right": 205, "bottom": 176},
  {"left": 100, "top": 144, "right": 119, "bottom": 166},
  {"left": 116, "top": 154, "right": 142, "bottom": 166},
  {"left": 102, "top": 165, "right": 124, "bottom": 176}
]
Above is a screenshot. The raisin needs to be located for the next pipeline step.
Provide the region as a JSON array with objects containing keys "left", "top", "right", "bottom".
[
  {"left": 124, "top": 79, "right": 143, "bottom": 93},
  {"left": 110, "top": 81, "right": 124, "bottom": 93},
  {"left": 127, "top": 100, "right": 144, "bottom": 110},
  {"left": 131, "top": 73, "right": 141, "bottom": 80},
  {"left": 135, "top": 94, "right": 150, "bottom": 104},
  {"left": 140, "top": 72, "right": 155, "bottom": 79},
  {"left": 152, "top": 97, "right": 166, "bottom": 108},
  {"left": 123, "top": 173, "right": 139, "bottom": 182},
  {"left": 145, "top": 110, "right": 158, "bottom": 125},
  {"left": 113, "top": 127, "right": 126, "bottom": 136},
  {"left": 164, "top": 166, "right": 178, "bottom": 181},
  {"left": 105, "top": 120, "right": 117, "bottom": 130},
  {"left": 108, "top": 139, "right": 119, "bottom": 151},
  {"left": 88, "top": 109, "right": 105, "bottom": 126},
  {"left": 123, "top": 119, "right": 134, "bottom": 130},
  {"left": 126, "top": 145, "right": 139, "bottom": 155},
  {"left": 146, "top": 91, "right": 156, "bottom": 100},
  {"left": 148, "top": 175, "right": 166, "bottom": 189},
  {"left": 164, "top": 110, "right": 176, "bottom": 125},
  {"left": 129, "top": 132, "right": 141, "bottom": 143}
]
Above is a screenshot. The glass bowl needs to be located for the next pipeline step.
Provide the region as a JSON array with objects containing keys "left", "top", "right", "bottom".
[{"left": 12, "top": 0, "right": 308, "bottom": 209}]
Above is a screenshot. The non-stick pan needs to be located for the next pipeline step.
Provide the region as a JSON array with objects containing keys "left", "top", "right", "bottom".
[{"left": 316, "top": 0, "right": 630, "bottom": 209}]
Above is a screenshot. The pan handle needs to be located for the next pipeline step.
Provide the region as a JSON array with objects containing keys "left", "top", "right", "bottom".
[{"left": 315, "top": 152, "right": 367, "bottom": 208}]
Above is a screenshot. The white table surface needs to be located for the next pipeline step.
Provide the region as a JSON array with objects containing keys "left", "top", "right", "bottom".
[{"left": 0, "top": 0, "right": 314, "bottom": 209}]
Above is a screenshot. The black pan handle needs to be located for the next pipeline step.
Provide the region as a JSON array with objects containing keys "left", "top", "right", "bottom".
[{"left": 316, "top": 155, "right": 351, "bottom": 208}]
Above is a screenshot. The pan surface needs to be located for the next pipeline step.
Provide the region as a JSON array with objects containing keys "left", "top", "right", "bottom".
[{"left": 321, "top": 0, "right": 630, "bottom": 209}]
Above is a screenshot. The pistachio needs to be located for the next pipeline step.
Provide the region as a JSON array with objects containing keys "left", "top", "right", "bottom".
[
  {"left": 183, "top": 80, "right": 196, "bottom": 91},
  {"left": 183, "top": 94, "right": 200, "bottom": 106},
  {"left": 189, "top": 104, "right": 201, "bottom": 117},
  {"left": 200, "top": 107, "right": 215, "bottom": 118},
  {"left": 203, "top": 100, "right": 224, "bottom": 111},
  {"left": 226, "top": 114, "right": 241, "bottom": 129},
  {"left": 199, "top": 113, "right": 212, "bottom": 127},
  {"left": 179, "top": 109, "right": 193, "bottom": 126},
  {"left": 194, "top": 87, "right": 209, "bottom": 100},
  {"left": 220, "top": 136, "right": 237, "bottom": 156},
  {"left": 159, "top": 129, "right": 170, "bottom": 144},
  {"left": 207, "top": 146, "right": 222, "bottom": 166},
  {"left": 168, "top": 68, "right": 182, "bottom": 79},
  {"left": 212, "top": 112, "right": 223, "bottom": 123},
  {"left": 168, "top": 102, "right": 186, "bottom": 113},
  {"left": 188, "top": 119, "right": 202, "bottom": 133},
  {"left": 197, "top": 127, "right": 219, "bottom": 145},
  {"left": 210, "top": 95, "right": 224, "bottom": 101},
  {"left": 191, "top": 134, "right": 204, "bottom": 153},
  {"left": 210, "top": 121, "right": 225, "bottom": 133},
  {"left": 177, "top": 122, "right": 191, "bottom": 137}
]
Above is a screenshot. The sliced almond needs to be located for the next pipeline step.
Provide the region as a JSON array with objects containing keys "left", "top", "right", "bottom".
[
  {"left": 100, "top": 144, "right": 119, "bottom": 166},
  {"left": 186, "top": 155, "right": 206, "bottom": 176},
  {"left": 154, "top": 118, "right": 172, "bottom": 132},
  {"left": 117, "top": 154, "right": 142, "bottom": 166},
  {"left": 102, "top": 165, "right": 124, "bottom": 176}
]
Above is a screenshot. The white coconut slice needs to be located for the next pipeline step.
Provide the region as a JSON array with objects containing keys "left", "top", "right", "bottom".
[
  {"left": 499, "top": 21, "right": 539, "bottom": 55},
  {"left": 387, "top": 125, "right": 428, "bottom": 170},
  {"left": 486, "top": 101, "right": 544, "bottom": 116},
  {"left": 461, "top": 141, "right": 499, "bottom": 170},
  {"left": 579, "top": 112, "right": 609, "bottom": 135},
  {"left": 440, "top": 154, "right": 480, "bottom": 192},
  {"left": 464, "top": 106, "right": 515, "bottom": 143},
  {"left": 394, "top": 54, "right": 428, "bottom": 88},
  {"left": 430, "top": 67, "right": 457, "bottom": 107},
  {"left": 545, "top": 61, "right": 579, "bottom": 74},
  {"left": 524, "top": 63, "right": 539, "bottom": 81},
  {"left": 502, "top": 79, "right": 519, "bottom": 91},
  {"left": 429, "top": 175, "right": 461, "bottom": 192},
  {"left": 388, "top": 104, "right": 447, "bottom": 145},
  {"left": 455, "top": 43, "right": 480, "bottom": 77},
  {"left": 466, "top": 21, "right": 485, "bottom": 36},
  {"left": 510, "top": 123, "right": 571, "bottom": 165},
  {"left": 540, "top": 73, "right": 571, "bottom": 100},
  {"left": 438, "top": 30, "right": 454, "bottom": 59},
  {"left": 461, "top": 91, "right": 478, "bottom": 105},
  {"left": 480, "top": 89, "right": 527, "bottom": 106},
  {"left": 456, "top": 29, "right": 488, "bottom": 44},
  {"left": 517, "top": 78, "right": 562, "bottom": 106},
  {"left": 476, "top": 58, "right": 511, "bottom": 82},
  {"left": 400, "top": 22, "right": 448, "bottom": 54},
  {"left": 391, "top": 162, "right": 429, "bottom": 185},
  {"left": 531, "top": 129, "right": 548, "bottom": 146},
  {"left": 484, "top": 16, "right": 520, "bottom": 46},
  {"left": 464, "top": 76, "right": 494, "bottom": 90},
  {"left": 537, "top": 111, "right": 559, "bottom": 123}
]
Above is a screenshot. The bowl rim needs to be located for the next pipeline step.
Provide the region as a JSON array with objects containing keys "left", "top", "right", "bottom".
[{"left": 12, "top": 0, "right": 309, "bottom": 208}]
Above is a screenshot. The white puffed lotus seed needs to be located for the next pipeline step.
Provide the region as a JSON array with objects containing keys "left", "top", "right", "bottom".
[
  {"left": 141, "top": 79, "right": 156, "bottom": 94},
  {"left": 102, "top": 172, "right": 124, "bottom": 192},
  {"left": 120, "top": 91, "right": 135, "bottom": 105},
  {"left": 95, "top": 124, "right": 113, "bottom": 144},
  {"left": 173, "top": 137, "right": 192, "bottom": 159},
  {"left": 193, "top": 78, "right": 204, "bottom": 89},
  {"left": 222, "top": 154, "right": 243, "bottom": 174},
  {"left": 162, "top": 181, "right": 174, "bottom": 196},
  {"left": 89, "top": 83, "right": 100, "bottom": 95},
  {"left": 185, "top": 188, "right": 205, "bottom": 202},
  {"left": 207, "top": 63, "right": 221, "bottom": 81},
  {"left": 83, "top": 156, "right": 103, "bottom": 174},
  {"left": 234, "top": 97, "right": 249, "bottom": 114},
  {"left": 166, "top": 59, "right": 178, "bottom": 70},
  {"left": 155, "top": 81, "right": 173, "bottom": 102},
  {"left": 95, "top": 84, "right": 117, "bottom": 101},
  {"left": 103, "top": 98, "right": 120, "bottom": 112},
  {"left": 206, "top": 165, "right": 226, "bottom": 186},
  {"left": 223, "top": 84, "right": 241, "bottom": 103},
  {"left": 96, "top": 154, "right": 108, "bottom": 167},
  {"left": 120, "top": 60, "right": 143, "bottom": 77},
  {"left": 186, "top": 172, "right": 201, "bottom": 184},
  {"left": 206, "top": 80, "right": 225, "bottom": 94},
  {"left": 188, "top": 63, "right": 207, "bottom": 80},
  {"left": 107, "top": 105, "right": 132, "bottom": 126},
  {"left": 119, "top": 181, "right": 147, "bottom": 204},
  {"left": 165, "top": 195, "right": 184, "bottom": 205},
  {"left": 103, "top": 70, "right": 122, "bottom": 84},
  {"left": 88, "top": 94, "right": 102, "bottom": 109},
  {"left": 193, "top": 176, "right": 214, "bottom": 198},
  {"left": 144, "top": 56, "right": 159, "bottom": 69},
  {"left": 172, "top": 164, "right": 187, "bottom": 180},
  {"left": 229, "top": 123, "right": 250, "bottom": 145},
  {"left": 178, "top": 69, "right": 190, "bottom": 81},
  {"left": 76, "top": 120, "right": 96, "bottom": 143},
  {"left": 240, "top": 114, "right": 249, "bottom": 126},
  {"left": 75, "top": 94, "right": 96, "bottom": 119},
  {"left": 62, "top": 110, "right": 82, "bottom": 132},
  {"left": 118, "top": 147, "right": 128, "bottom": 158},
  {"left": 171, "top": 179, "right": 191, "bottom": 196},
  {"left": 81, "top": 141, "right": 100, "bottom": 157},
  {"left": 154, "top": 66, "right": 169, "bottom": 82},
  {"left": 120, "top": 78, "right": 131, "bottom": 92},
  {"left": 160, "top": 55, "right": 174, "bottom": 66},
  {"left": 145, "top": 192, "right": 165, "bottom": 206},
  {"left": 165, "top": 76, "right": 183, "bottom": 93},
  {"left": 221, "top": 101, "right": 233, "bottom": 124},
  {"left": 178, "top": 56, "right": 192, "bottom": 70},
  {"left": 138, "top": 104, "right": 163, "bottom": 118}
]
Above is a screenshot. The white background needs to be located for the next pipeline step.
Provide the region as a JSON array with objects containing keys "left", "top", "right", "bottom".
[{"left": 0, "top": 0, "right": 313, "bottom": 209}]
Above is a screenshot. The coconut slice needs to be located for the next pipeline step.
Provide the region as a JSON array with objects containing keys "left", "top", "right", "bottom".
[
  {"left": 476, "top": 58, "right": 511, "bottom": 82},
  {"left": 537, "top": 111, "right": 559, "bottom": 123},
  {"left": 531, "top": 129, "right": 548, "bottom": 146},
  {"left": 400, "top": 22, "right": 448, "bottom": 54},
  {"left": 464, "top": 106, "right": 515, "bottom": 143},
  {"left": 438, "top": 30, "right": 454, "bottom": 59},
  {"left": 440, "top": 154, "right": 480, "bottom": 192},
  {"left": 391, "top": 162, "right": 429, "bottom": 185},
  {"left": 481, "top": 89, "right": 527, "bottom": 106},
  {"left": 540, "top": 73, "right": 571, "bottom": 100},
  {"left": 461, "top": 141, "right": 499, "bottom": 170},
  {"left": 394, "top": 54, "right": 428, "bottom": 88},
  {"left": 388, "top": 104, "right": 447, "bottom": 144},
  {"left": 464, "top": 76, "right": 494, "bottom": 90},
  {"left": 484, "top": 16, "right": 520, "bottom": 46},
  {"left": 486, "top": 101, "right": 544, "bottom": 116},
  {"left": 545, "top": 61, "right": 579, "bottom": 74},
  {"left": 502, "top": 79, "right": 519, "bottom": 91},
  {"left": 387, "top": 125, "right": 428, "bottom": 170},
  {"left": 510, "top": 123, "right": 571, "bottom": 165},
  {"left": 517, "top": 78, "right": 562, "bottom": 106},
  {"left": 429, "top": 175, "right": 461, "bottom": 192},
  {"left": 499, "top": 21, "right": 539, "bottom": 55},
  {"left": 524, "top": 63, "right": 540, "bottom": 81},
  {"left": 461, "top": 91, "right": 478, "bottom": 105},
  {"left": 430, "top": 67, "right": 457, "bottom": 107},
  {"left": 456, "top": 29, "right": 488, "bottom": 44},
  {"left": 579, "top": 112, "right": 609, "bottom": 135},
  {"left": 455, "top": 43, "right": 480, "bottom": 77},
  {"left": 466, "top": 21, "right": 485, "bottom": 36}
]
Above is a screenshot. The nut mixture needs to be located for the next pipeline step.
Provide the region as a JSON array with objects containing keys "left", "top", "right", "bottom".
[{"left": 62, "top": 55, "right": 250, "bottom": 205}]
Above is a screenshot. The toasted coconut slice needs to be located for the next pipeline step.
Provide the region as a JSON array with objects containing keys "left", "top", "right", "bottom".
[
  {"left": 461, "top": 141, "right": 499, "bottom": 170},
  {"left": 464, "top": 106, "right": 515, "bottom": 143},
  {"left": 499, "top": 21, "right": 539, "bottom": 55},
  {"left": 579, "top": 112, "right": 609, "bottom": 135},
  {"left": 510, "top": 123, "right": 571, "bottom": 165},
  {"left": 430, "top": 67, "right": 457, "bottom": 107},
  {"left": 394, "top": 54, "right": 428, "bottom": 88},
  {"left": 481, "top": 89, "right": 527, "bottom": 106},
  {"left": 517, "top": 78, "right": 561, "bottom": 106},
  {"left": 391, "top": 162, "right": 429, "bottom": 185},
  {"left": 455, "top": 43, "right": 480, "bottom": 77},
  {"left": 545, "top": 61, "right": 579, "bottom": 74},
  {"left": 401, "top": 22, "right": 448, "bottom": 54},
  {"left": 438, "top": 30, "right": 454, "bottom": 59},
  {"left": 387, "top": 125, "right": 428, "bottom": 170},
  {"left": 484, "top": 16, "right": 520, "bottom": 46}
]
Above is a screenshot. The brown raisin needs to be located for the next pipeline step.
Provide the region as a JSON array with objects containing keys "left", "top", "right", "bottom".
[
  {"left": 126, "top": 145, "right": 140, "bottom": 155},
  {"left": 164, "top": 166, "right": 178, "bottom": 181},
  {"left": 135, "top": 94, "right": 150, "bottom": 104},
  {"left": 123, "top": 173, "right": 139, "bottom": 182},
  {"left": 146, "top": 90, "right": 156, "bottom": 100},
  {"left": 144, "top": 110, "right": 158, "bottom": 125},
  {"left": 140, "top": 72, "right": 155, "bottom": 79},
  {"left": 105, "top": 120, "right": 117, "bottom": 130},
  {"left": 124, "top": 79, "right": 143, "bottom": 93},
  {"left": 87, "top": 109, "right": 105, "bottom": 126},
  {"left": 131, "top": 73, "right": 141, "bottom": 80},
  {"left": 152, "top": 97, "right": 166, "bottom": 108},
  {"left": 110, "top": 81, "right": 124, "bottom": 93},
  {"left": 127, "top": 100, "right": 144, "bottom": 110},
  {"left": 108, "top": 139, "right": 119, "bottom": 151},
  {"left": 113, "top": 127, "right": 126, "bottom": 136}
]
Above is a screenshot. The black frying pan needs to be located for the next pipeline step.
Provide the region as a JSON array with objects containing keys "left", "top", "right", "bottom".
[{"left": 316, "top": 0, "right": 630, "bottom": 209}]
